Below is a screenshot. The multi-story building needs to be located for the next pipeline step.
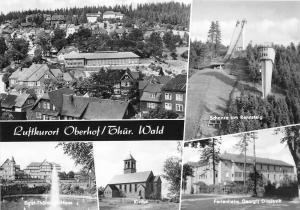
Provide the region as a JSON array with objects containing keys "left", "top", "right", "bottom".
[
  {"left": 185, "top": 152, "right": 296, "bottom": 194},
  {"left": 161, "top": 74, "right": 186, "bottom": 117},
  {"left": 139, "top": 82, "right": 163, "bottom": 115},
  {"left": 103, "top": 11, "right": 124, "bottom": 20},
  {"left": 9, "top": 64, "right": 73, "bottom": 97},
  {"left": 104, "top": 154, "right": 161, "bottom": 199},
  {"left": 0, "top": 157, "right": 21, "bottom": 180},
  {"left": 24, "top": 160, "right": 61, "bottom": 180},
  {"left": 64, "top": 51, "right": 140, "bottom": 68},
  {"left": 86, "top": 11, "right": 102, "bottom": 23}
]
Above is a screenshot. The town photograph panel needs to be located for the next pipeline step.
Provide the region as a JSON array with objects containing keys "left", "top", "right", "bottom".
[
  {"left": 0, "top": 0, "right": 190, "bottom": 121},
  {"left": 181, "top": 125, "right": 300, "bottom": 210},
  {"left": 185, "top": 1, "right": 300, "bottom": 140},
  {"left": 94, "top": 140, "right": 182, "bottom": 210},
  {"left": 0, "top": 141, "right": 97, "bottom": 210}
]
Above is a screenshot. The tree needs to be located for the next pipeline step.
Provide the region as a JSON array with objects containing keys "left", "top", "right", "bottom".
[
  {"left": 51, "top": 28, "right": 67, "bottom": 52},
  {"left": 0, "top": 37, "right": 7, "bottom": 55},
  {"left": 234, "top": 133, "right": 252, "bottom": 192},
  {"left": 162, "top": 157, "right": 181, "bottom": 197},
  {"left": 163, "top": 31, "right": 176, "bottom": 52},
  {"left": 147, "top": 32, "right": 163, "bottom": 57},
  {"left": 214, "top": 21, "right": 222, "bottom": 55},
  {"left": 278, "top": 125, "right": 300, "bottom": 198},
  {"left": 56, "top": 142, "right": 94, "bottom": 175},
  {"left": 207, "top": 21, "right": 222, "bottom": 57},
  {"left": 1, "top": 112, "right": 14, "bottom": 120},
  {"left": 182, "top": 163, "right": 193, "bottom": 192},
  {"left": 35, "top": 32, "right": 51, "bottom": 56},
  {"left": 146, "top": 107, "right": 178, "bottom": 119},
  {"left": 7, "top": 38, "right": 29, "bottom": 62},
  {"left": 67, "top": 171, "right": 75, "bottom": 179},
  {"left": 127, "top": 28, "right": 144, "bottom": 41},
  {"left": 199, "top": 138, "right": 221, "bottom": 185}
]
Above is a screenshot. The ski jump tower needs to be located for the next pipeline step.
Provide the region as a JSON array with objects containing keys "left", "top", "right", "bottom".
[
  {"left": 258, "top": 45, "right": 275, "bottom": 98},
  {"left": 224, "top": 19, "right": 246, "bottom": 61}
]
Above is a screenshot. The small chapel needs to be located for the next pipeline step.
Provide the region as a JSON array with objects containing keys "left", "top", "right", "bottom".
[{"left": 103, "top": 154, "right": 162, "bottom": 199}]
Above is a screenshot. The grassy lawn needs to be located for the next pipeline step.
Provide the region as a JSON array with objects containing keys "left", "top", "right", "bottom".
[{"left": 99, "top": 199, "right": 179, "bottom": 210}]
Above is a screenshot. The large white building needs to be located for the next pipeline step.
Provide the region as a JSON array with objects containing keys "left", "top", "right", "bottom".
[
  {"left": 24, "top": 160, "right": 61, "bottom": 180},
  {"left": 185, "top": 152, "right": 295, "bottom": 194},
  {"left": 86, "top": 11, "right": 102, "bottom": 23}
]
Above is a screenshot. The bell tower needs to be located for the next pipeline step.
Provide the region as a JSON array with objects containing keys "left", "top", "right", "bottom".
[{"left": 124, "top": 154, "right": 136, "bottom": 174}]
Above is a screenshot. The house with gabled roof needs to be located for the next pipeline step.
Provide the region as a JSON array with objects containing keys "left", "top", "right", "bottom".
[
  {"left": 9, "top": 64, "right": 73, "bottom": 97},
  {"left": 139, "top": 82, "right": 164, "bottom": 115},
  {"left": 28, "top": 88, "right": 134, "bottom": 120},
  {"left": 103, "top": 154, "right": 161, "bottom": 199},
  {"left": 0, "top": 157, "right": 21, "bottom": 180},
  {"left": 0, "top": 92, "right": 35, "bottom": 120}
]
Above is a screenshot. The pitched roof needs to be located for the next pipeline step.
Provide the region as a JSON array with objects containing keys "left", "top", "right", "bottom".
[
  {"left": 1, "top": 93, "right": 31, "bottom": 108},
  {"left": 144, "top": 83, "right": 163, "bottom": 93},
  {"left": 154, "top": 176, "right": 161, "bottom": 182},
  {"left": 108, "top": 171, "right": 153, "bottom": 184},
  {"left": 47, "top": 88, "right": 75, "bottom": 112},
  {"left": 162, "top": 74, "right": 186, "bottom": 92},
  {"left": 124, "top": 154, "right": 135, "bottom": 161},
  {"left": 9, "top": 64, "right": 50, "bottom": 82},
  {"left": 140, "top": 92, "right": 161, "bottom": 103},
  {"left": 82, "top": 100, "right": 129, "bottom": 120},
  {"left": 64, "top": 51, "right": 139, "bottom": 60},
  {"left": 220, "top": 153, "right": 294, "bottom": 167}
]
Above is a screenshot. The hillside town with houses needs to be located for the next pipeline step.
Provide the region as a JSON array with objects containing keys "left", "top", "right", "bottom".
[{"left": 0, "top": 3, "right": 189, "bottom": 120}]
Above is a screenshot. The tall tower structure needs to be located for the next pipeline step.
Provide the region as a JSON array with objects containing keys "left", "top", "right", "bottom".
[
  {"left": 123, "top": 154, "right": 136, "bottom": 174},
  {"left": 258, "top": 45, "right": 275, "bottom": 98}
]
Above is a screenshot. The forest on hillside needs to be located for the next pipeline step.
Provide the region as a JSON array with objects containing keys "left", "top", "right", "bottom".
[
  {"left": 221, "top": 43, "right": 300, "bottom": 134},
  {"left": 0, "top": 2, "right": 190, "bottom": 28}
]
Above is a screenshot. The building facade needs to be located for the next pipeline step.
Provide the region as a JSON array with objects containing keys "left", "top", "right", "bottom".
[
  {"left": 64, "top": 51, "right": 140, "bottom": 68},
  {"left": 185, "top": 152, "right": 296, "bottom": 194},
  {"left": 103, "top": 154, "right": 161, "bottom": 199},
  {"left": 161, "top": 74, "right": 186, "bottom": 117},
  {"left": 24, "top": 160, "right": 61, "bottom": 180},
  {"left": 0, "top": 157, "right": 21, "bottom": 180}
]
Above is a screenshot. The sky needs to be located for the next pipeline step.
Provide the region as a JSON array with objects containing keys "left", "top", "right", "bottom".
[
  {"left": 0, "top": 0, "right": 191, "bottom": 14},
  {"left": 0, "top": 142, "right": 81, "bottom": 172},
  {"left": 93, "top": 141, "right": 180, "bottom": 197},
  {"left": 183, "top": 126, "right": 295, "bottom": 168},
  {"left": 191, "top": 1, "right": 300, "bottom": 46}
]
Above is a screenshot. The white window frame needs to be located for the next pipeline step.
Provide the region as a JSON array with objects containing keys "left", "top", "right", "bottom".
[
  {"left": 165, "top": 93, "right": 172, "bottom": 100},
  {"left": 176, "top": 104, "right": 184, "bottom": 112},
  {"left": 165, "top": 102, "right": 172, "bottom": 110},
  {"left": 147, "top": 102, "right": 156, "bottom": 109},
  {"left": 176, "top": 94, "right": 183, "bottom": 101}
]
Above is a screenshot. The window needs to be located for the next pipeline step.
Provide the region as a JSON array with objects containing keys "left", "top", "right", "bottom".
[
  {"left": 124, "top": 184, "right": 127, "bottom": 192},
  {"left": 135, "top": 184, "right": 137, "bottom": 192},
  {"left": 176, "top": 94, "right": 183, "bottom": 101},
  {"left": 176, "top": 104, "right": 184, "bottom": 112},
  {"left": 147, "top": 102, "right": 156, "bottom": 109},
  {"left": 165, "top": 103, "right": 172, "bottom": 110},
  {"left": 165, "top": 93, "right": 172, "bottom": 100},
  {"left": 47, "top": 103, "right": 50, "bottom": 110},
  {"left": 43, "top": 102, "right": 47, "bottom": 109},
  {"left": 129, "top": 184, "right": 132, "bottom": 192},
  {"left": 36, "top": 112, "right": 42, "bottom": 119},
  {"left": 150, "top": 93, "right": 156, "bottom": 98}
]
